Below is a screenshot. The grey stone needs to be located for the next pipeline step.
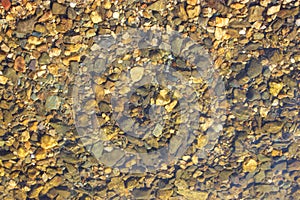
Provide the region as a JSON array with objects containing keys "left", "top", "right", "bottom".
[
  {"left": 247, "top": 59, "right": 262, "bottom": 78},
  {"left": 45, "top": 96, "right": 62, "bottom": 111}
]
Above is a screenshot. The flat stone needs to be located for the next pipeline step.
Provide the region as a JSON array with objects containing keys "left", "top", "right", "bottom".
[
  {"left": 262, "top": 121, "right": 284, "bottom": 133},
  {"left": 215, "top": 17, "right": 229, "bottom": 27},
  {"left": 288, "top": 161, "right": 300, "bottom": 171},
  {"left": 16, "top": 17, "right": 37, "bottom": 33},
  {"left": 187, "top": 5, "right": 201, "bottom": 19},
  {"left": 267, "top": 5, "right": 281, "bottom": 15},
  {"left": 101, "top": 149, "right": 124, "bottom": 166},
  {"left": 52, "top": 3, "right": 67, "bottom": 15},
  {"left": 130, "top": 66, "right": 144, "bottom": 82},
  {"left": 177, "top": 189, "right": 208, "bottom": 200},
  {"left": 152, "top": 123, "right": 163, "bottom": 137},
  {"left": 45, "top": 95, "right": 62, "bottom": 111},
  {"left": 248, "top": 6, "right": 265, "bottom": 22},
  {"left": 147, "top": 0, "right": 166, "bottom": 11},
  {"left": 247, "top": 58, "right": 262, "bottom": 78}
]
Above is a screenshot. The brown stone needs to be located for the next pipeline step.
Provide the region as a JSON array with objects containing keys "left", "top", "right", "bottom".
[{"left": 14, "top": 56, "right": 26, "bottom": 72}]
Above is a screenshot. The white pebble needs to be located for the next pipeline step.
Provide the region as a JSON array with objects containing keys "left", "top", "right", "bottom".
[
  {"left": 113, "top": 12, "right": 120, "bottom": 19},
  {"left": 239, "top": 29, "right": 246, "bottom": 35},
  {"left": 70, "top": 2, "right": 77, "bottom": 8},
  {"left": 296, "top": 19, "right": 300, "bottom": 27}
]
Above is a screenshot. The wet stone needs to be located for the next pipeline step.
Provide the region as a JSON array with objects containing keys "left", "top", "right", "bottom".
[
  {"left": 262, "top": 121, "right": 284, "bottom": 134},
  {"left": 45, "top": 95, "right": 62, "bottom": 111},
  {"left": 14, "top": 56, "right": 26, "bottom": 72},
  {"left": 39, "top": 52, "right": 50, "bottom": 65},
  {"left": 247, "top": 59, "right": 263, "bottom": 79},
  {"left": 40, "top": 135, "right": 58, "bottom": 149},
  {"left": 246, "top": 88, "right": 261, "bottom": 101},
  {"left": 52, "top": 3, "right": 67, "bottom": 15}
]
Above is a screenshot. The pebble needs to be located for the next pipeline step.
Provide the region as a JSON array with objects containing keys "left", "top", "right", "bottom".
[
  {"left": 243, "top": 158, "right": 258, "bottom": 172},
  {"left": 248, "top": 6, "right": 265, "bottom": 22},
  {"left": 0, "top": 75, "right": 8, "bottom": 85},
  {"left": 52, "top": 3, "right": 67, "bottom": 15},
  {"left": 187, "top": 0, "right": 198, "bottom": 6},
  {"left": 14, "top": 56, "right": 26, "bottom": 72},
  {"left": 40, "top": 135, "right": 58, "bottom": 149},
  {"left": 130, "top": 66, "right": 144, "bottom": 82},
  {"left": 267, "top": 5, "right": 281, "bottom": 15},
  {"left": 215, "top": 17, "right": 229, "bottom": 27},
  {"left": 39, "top": 52, "right": 50, "bottom": 65},
  {"left": 1, "top": 0, "right": 11, "bottom": 11},
  {"left": 147, "top": 0, "right": 166, "bottom": 11},
  {"left": 103, "top": 0, "right": 112, "bottom": 9},
  {"left": 187, "top": 5, "right": 201, "bottom": 19},
  {"left": 262, "top": 121, "right": 284, "bottom": 133},
  {"left": 16, "top": 17, "right": 37, "bottom": 34},
  {"left": 90, "top": 11, "right": 103, "bottom": 23},
  {"left": 269, "top": 82, "right": 283, "bottom": 96},
  {"left": 45, "top": 95, "right": 62, "bottom": 111},
  {"left": 247, "top": 59, "right": 262, "bottom": 78}
]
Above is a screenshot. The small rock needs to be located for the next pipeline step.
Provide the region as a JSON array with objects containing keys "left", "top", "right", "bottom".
[
  {"left": 165, "top": 100, "right": 177, "bottom": 112},
  {"left": 187, "top": 0, "right": 198, "bottom": 6},
  {"left": 103, "top": 0, "right": 112, "bottom": 9},
  {"left": 147, "top": 0, "right": 166, "bottom": 11},
  {"left": 196, "top": 135, "right": 208, "bottom": 148},
  {"left": 157, "top": 189, "right": 173, "bottom": 199},
  {"left": 152, "top": 123, "right": 163, "bottom": 137},
  {"left": 248, "top": 6, "right": 265, "bottom": 22},
  {"left": 0, "top": 51, "right": 6, "bottom": 62},
  {"left": 230, "top": 3, "right": 245, "bottom": 9},
  {"left": 269, "top": 82, "right": 283, "bottom": 96},
  {"left": 187, "top": 5, "right": 201, "bottom": 19},
  {"left": 246, "top": 88, "right": 261, "bottom": 101},
  {"left": 52, "top": 3, "right": 67, "bottom": 15},
  {"left": 215, "top": 17, "right": 229, "bottom": 27},
  {"left": 34, "top": 24, "right": 46, "bottom": 33},
  {"left": 247, "top": 59, "right": 262, "bottom": 78},
  {"left": 243, "top": 158, "right": 258, "bottom": 172},
  {"left": 169, "top": 135, "right": 183, "bottom": 154},
  {"left": 101, "top": 149, "right": 124, "bottom": 166},
  {"left": 40, "top": 135, "right": 58, "bottom": 149},
  {"left": 67, "top": 7, "right": 77, "bottom": 19},
  {"left": 45, "top": 95, "right": 62, "bottom": 111},
  {"left": 16, "top": 17, "right": 37, "bottom": 33},
  {"left": 130, "top": 66, "right": 144, "bottom": 82},
  {"left": 178, "top": 4, "right": 188, "bottom": 21},
  {"left": 14, "top": 56, "right": 26, "bottom": 72},
  {"left": 39, "top": 52, "right": 50, "bottom": 65},
  {"left": 90, "top": 11, "right": 102, "bottom": 23},
  {"left": 262, "top": 121, "right": 284, "bottom": 133},
  {"left": 28, "top": 36, "right": 43, "bottom": 45},
  {"left": 1, "top": 0, "right": 11, "bottom": 11},
  {"left": 156, "top": 90, "right": 171, "bottom": 106},
  {"left": 177, "top": 189, "right": 208, "bottom": 200},
  {"left": 132, "top": 188, "right": 152, "bottom": 200},
  {"left": 267, "top": 5, "right": 281, "bottom": 15},
  {"left": 17, "top": 147, "right": 29, "bottom": 158},
  {"left": 288, "top": 161, "right": 300, "bottom": 171},
  {"left": 83, "top": 99, "right": 98, "bottom": 113},
  {"left": 0, "top": 75, "right": 8, "bottom": 85}
]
